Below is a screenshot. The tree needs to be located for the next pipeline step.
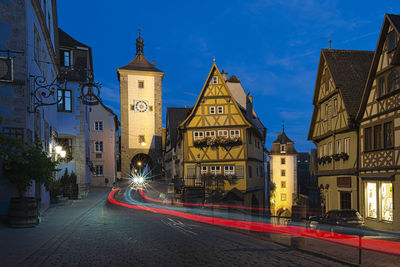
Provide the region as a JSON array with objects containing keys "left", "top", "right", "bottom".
[{"left": 0, "top": 134, "right": 59, "bottom": 198}]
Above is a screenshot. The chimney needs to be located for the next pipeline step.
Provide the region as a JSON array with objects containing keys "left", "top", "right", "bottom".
[
  {"left": 151, "top": 60, "right": 155, "bottom": 65},
  {"left": 277, "top": 132, "right": 281, "bottom": 137},
  {"left": 248, "top": 95, "right": 253, "bottom": 103},
  {"left": 221, "top": 70, "right": 228, "bottom": 81}
]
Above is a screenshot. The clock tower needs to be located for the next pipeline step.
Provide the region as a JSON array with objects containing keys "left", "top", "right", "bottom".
[{"left": 117, "top": 31, "right": 164, "bottom": 179}]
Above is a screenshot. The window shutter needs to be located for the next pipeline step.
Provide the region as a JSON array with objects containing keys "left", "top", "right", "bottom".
[
  {"left": 187, "top": 166, "right": 196, "bottom": 178},
  {"left": 236, "top": 165, "right": 244, "bottom": 178}
]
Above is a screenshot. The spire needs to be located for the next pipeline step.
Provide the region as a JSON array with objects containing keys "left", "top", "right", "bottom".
[
  {"left": 136, "top": 29, "right": 144, "bottom": 55},
  {"left": 282, "top": 120, "right": 285, "bottom": 132}
]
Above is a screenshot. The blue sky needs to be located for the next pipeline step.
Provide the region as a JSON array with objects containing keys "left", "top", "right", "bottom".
[{"left": 57, "top": 0, "right": 399, "bottom": 152}]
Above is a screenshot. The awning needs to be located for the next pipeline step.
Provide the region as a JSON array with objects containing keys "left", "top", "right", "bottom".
[{"left": 360, "top": 173, "right": 395, "bottom": 180}]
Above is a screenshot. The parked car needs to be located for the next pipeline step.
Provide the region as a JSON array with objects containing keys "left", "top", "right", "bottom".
[{"left": 306, "top": 209, "right": 365, "bottom": 236}]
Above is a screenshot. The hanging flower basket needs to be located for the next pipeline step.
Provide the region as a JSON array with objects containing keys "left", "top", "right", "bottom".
[
  {"left": 194, "top": 136, "right": 242, "bottom": 148},
  {"left": 332, "top": 154, "right": 341, "bottom": 161},
  {"left": 340, "top": 152, "right": 349, "bottom": 161}
]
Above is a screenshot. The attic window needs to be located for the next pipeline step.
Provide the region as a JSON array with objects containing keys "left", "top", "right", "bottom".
[
  {"left": 388, "top": 31, "right": 396, "bottom": 52},
  {"left": 212, "top": 76, "right": 218, "bottom": 84},
  {"left": 388, "top": 70, "right": 400, "bottom": 93}
]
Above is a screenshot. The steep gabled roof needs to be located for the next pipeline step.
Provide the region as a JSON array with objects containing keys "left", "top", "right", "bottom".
[
  {"left": 322, "top": 49, "right": 374, "bottom": 118},
  {"left": 58, "top": 28, "right": 90, "bottom": 48},
  {"left": 308, "top": 49, "right": 373, "bottom": 140},
  {"left": 119, "top": 54, "right": 163, "bottom": 72},
  {"left": 269, "top": 130, "right": 297, "bottom": 155},
  {"left": 179, "top": 62, "right": 252, "bottom": 129},
  {"left": 357, "top": 14, "right": 400, "bottom": 121},
  {"left": 166, "top": 107, "right": 191, "bottom": 148},
  {"left": 272, "top": 130, "right": 293, "bottom": 144}
]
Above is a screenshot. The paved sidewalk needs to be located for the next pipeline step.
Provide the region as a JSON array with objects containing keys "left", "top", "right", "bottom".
[{"left": 0, "top": 187, "right": 110, "bottom": 267}]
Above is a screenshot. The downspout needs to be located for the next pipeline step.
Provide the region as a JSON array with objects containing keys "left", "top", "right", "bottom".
[{"left": 356, "top": 121, "right": 360, "bottom": 212}]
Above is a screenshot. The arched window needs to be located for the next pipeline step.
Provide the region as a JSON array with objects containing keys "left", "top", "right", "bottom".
[{"left": 387, "top": 70, "right": 400, "bottom": 93}]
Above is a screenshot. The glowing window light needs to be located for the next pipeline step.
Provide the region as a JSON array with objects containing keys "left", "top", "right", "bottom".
[
  {"left": 55, "top": 145, "right": 62, "bottom": 154},
  {"left": 60, "top": 150, "right": 66, "bottom": 158}
]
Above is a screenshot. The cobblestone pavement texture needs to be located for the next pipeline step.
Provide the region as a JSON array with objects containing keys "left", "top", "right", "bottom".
[{"left": 0, "top": 185, "right": 352, "bottom": 267}]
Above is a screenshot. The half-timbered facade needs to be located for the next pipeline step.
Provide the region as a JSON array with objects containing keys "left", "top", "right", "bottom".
[
  {"left": 308, "top": 49, "right": 373, "bottom": 213},
  {"left": 356, "top": 14, "right": 400, "bottom": 230},
  {"left": 177, "top": 62, "right": 266, "bottom": 208}
]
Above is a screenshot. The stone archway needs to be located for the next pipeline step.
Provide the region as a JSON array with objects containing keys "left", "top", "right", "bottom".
[{"left": 130, "top": 153, "right": 153, "bottom": 177}]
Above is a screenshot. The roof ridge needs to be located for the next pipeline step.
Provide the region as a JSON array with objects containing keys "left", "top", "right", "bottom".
[{"left": 322, "top": 48, "right": 374, "bottom": 54}]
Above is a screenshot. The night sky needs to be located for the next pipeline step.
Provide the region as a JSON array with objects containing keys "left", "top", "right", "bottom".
[{"left": 57, "top": 0, "right": 399, "bottom": 152}]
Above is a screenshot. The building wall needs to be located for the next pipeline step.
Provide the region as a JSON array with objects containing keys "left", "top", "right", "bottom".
[
  {"left": 0, "top": 0, "right": 59, "bottom": 214},
  {"left": 119, "top": 69, "right": 163, "bottom": 179},
  {"left": 269, "top": 154, "right": 297, "bottom": 216},
  {"left": 89, "top": 104, "right": 117, "bottom": 187}
]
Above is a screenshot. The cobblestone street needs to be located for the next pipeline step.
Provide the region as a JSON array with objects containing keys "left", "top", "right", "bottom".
[{"left": 0, "top": 186, "right": 351, "bottom": 267}]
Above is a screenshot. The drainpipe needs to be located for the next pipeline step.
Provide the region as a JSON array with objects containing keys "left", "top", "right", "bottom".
[{"left": 356, "top": 120, "right": 360, "bottom": 212}]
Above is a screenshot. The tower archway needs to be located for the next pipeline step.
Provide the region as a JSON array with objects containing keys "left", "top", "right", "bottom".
[{"left": 130, "top": 153, "right": 153, "bottom": 176}]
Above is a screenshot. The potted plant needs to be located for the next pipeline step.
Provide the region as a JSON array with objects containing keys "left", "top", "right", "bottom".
[
  {"left": 332, "top": 153, "right": 341, "bottom": 161},
  {"left": 0, "top": 134, "right": 59, "bottom": 227}
]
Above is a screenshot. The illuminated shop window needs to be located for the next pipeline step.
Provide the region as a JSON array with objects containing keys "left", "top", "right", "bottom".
[
  {"left": 381, "top": 182, "right": 393, "bottom": 222},
  {"left": 366, "top": 182, "right": 377, "bottom": 219}
]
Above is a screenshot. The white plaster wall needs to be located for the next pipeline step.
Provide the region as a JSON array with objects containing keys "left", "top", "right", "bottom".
[
  {"left": 127, "top": 74, "right": 155, "bottom": 149},
  {"left": 270, "top": 154, "right": 297, "bottom": 214}
]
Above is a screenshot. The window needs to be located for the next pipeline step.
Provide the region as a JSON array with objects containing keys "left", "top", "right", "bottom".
[
  {"left": 281, "top": 145, "right": 286, "bottom": 153},
  {"left": 95, "top": 165, "right": 104, "bottom": 176},
  {"left": 324, "top": 103, "right": 328, "bottom": 120},
  {"left": 340, "top": 191, "right": 351, "bottom": 210},
  {"left": 388, "top": 31, "right": 397, "bottom": 52},
  {"left": 336, "top": 139, "right": 341, "bottom": 154},
  {"left": 57, "top": 89, "right": 72, "bottom": 112},
  {"left": 333, "top": 98, "right": 338, "bottom": 116},
  {"left": 34, "top": 26, "right": 41, "bottom": 63},
  {"left": 61, "top": 50, "right": 71, "bottom": 67},
  {"left": 2, "top": 127, "right": 24, "bottom": 141},
  {"left": 374, "top": 125, "right": 382, "bottom": 150},
  {"left": 205, "top": 131, "right": 215, "bottom": 138},
  {"left": 364, "top": 128, "right": 372, "bottom": 151},
  {"left": 378, "top": 77, "right": 386, "bottom": 97},
  {"left": 95, "top": 141, "right": 103, "bottom": 152},
  {"left": 281, "top": 158, "right": 286, "bottom": 164},
  {"left": 201, "top": 166, "right": 208, "bottom": 175},
  {"left": 256, "top": 167, "right": 259, "bottom": 177},
  {"left": 224, "top": 166, "right": 235, "bottom": 176},
  {"left": 212, "top": 76, "right": 218, "bottom": 84},
  {"left": 384, "top": 121, "right": 393, "bottom": 148},
  {"left": 94, "top": 121, "right": 103, "bottom": 131},
  {"left": 248, "top": 166, "right": 252, "bottom": 178},
  {"left": 388, "top": 70, "right": 400, "bottom": 93},
  {"left": 209, "top": 106, "right": 215, "bottom": 114},
  {"left": 193, "top": 131, "right": 204, "bottom": 141},
  {"left": 217, "top": 106, "right": 223, "bottom": 114},
  {"left": 218, "top": 130, "right": 228, "bottom": 137},
  {"left": 210, "top": 166, "right": 221, "bottom": 175},
  {"left": 344, "top": 138, "right": 350, "bottom": 154},
  {"left": 139, "top": 135, "right": 145, "bottom": 144},
  {"left": 138, "top": 80, "right": 144, "bottom": 88},
  {"left": 230, "top": 129, "right": 240, "bottom": 138},
  {"left": 281, "top": 181, "right": 286, "bottom": 188},
  {"left": 328, "top": 142, "right": 332, "bottom": 155},
  {"left": 366, "top": 182, "right": 377, "bottom": 218},
  {"left": 381, "top": 182, "right": 393, "bottom": 221},
  {"left": 248, "top": 131, "right": 252, "bottom": 144},
  {"left": 281, "top": 169, "right": 286, "bottom": 176},
  {"left": 281, "top": 193, "right": 287, "bottom": 201}
]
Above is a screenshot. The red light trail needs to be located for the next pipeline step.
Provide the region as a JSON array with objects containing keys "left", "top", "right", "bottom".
[
  {"left": 138, "top": 188, "right": 266, "bottom": 211},
  {"left": 109, "top": 188, "right": 400, "bottom": 256}
]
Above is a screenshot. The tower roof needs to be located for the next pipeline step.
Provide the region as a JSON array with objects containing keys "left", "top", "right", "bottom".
[
  {"left": 118, "top": 30, "right": 163, "bottom": 73},
  {"left": 272, "top": 130, "right": 293, "bottom": 144},
  {"left": 269, "top": 130, "right": 297, "bottom": 155}
]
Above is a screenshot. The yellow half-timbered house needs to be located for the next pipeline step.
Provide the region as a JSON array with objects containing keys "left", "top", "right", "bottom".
[
  {"left": 308, "top": 49, "right": 373, "bottom": 213},
  {"left": 176, "top": 62, "right": 266, "bottom": 208},
  {"left": 356, "top": 14, "right": 400, "bottom": 230}
]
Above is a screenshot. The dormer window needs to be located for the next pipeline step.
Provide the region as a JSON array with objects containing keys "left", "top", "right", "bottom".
[
  {"left": 388, "top": 31, "right": 396, "bottom": 52},
  {"left": 212, "top": 76, "right": 218, "bottom": 84},
  {"left": 281, "top": 144, "right": 286, "bottom": 153},
  {"left": 388, "top": 70, "right": 400, "bottom": 93},
  {"left": 61, "top": 50, "right": 71, "bottom": 67}
]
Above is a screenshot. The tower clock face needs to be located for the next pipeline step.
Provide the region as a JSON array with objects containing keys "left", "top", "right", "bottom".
[{"left": 135, "top": 100, "right": 148, "bottom": 112}]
